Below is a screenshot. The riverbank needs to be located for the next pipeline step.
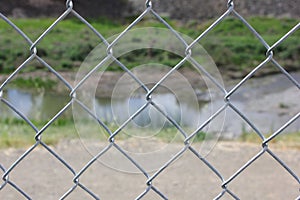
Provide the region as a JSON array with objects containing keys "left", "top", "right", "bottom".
[{"left": 0, "top": 70, "right": 299, "bottom": 148}]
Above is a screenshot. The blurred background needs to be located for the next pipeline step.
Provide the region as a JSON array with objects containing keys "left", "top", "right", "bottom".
[{"left": 0, "top": 0, "right": 299, "bottom": 147}]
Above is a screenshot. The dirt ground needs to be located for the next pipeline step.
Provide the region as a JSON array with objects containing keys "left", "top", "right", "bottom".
[{"left": 1, "top": 140, "right": 299, "bottom": 199}]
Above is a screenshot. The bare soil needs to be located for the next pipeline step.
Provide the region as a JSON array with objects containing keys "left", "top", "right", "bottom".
[{"left": 1, "top": 140, "right": 299, "bottom": 199}]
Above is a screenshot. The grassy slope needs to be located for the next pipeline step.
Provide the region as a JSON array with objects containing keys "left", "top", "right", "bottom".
[{"left": 0, "top": 17, "right": 299, "bottom": 76}]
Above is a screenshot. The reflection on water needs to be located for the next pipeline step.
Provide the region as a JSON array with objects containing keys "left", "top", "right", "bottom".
[
  {"left": 1, "top": 88, "right": 71, "bottom": 121},
  {"left": 6, "top": 89, "right": 34, "bottom": 118},
  {"left": 0, "top": 88, "right": 205, "bottom": 129},
  {"left": 95, "top": 93, "right": 198, "bottom": 129},
  {"left": 1, "top": 72, "right": 299, "bottom": 137}
]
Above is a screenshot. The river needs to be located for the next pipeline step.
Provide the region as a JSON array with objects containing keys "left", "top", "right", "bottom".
[{"left": 0, "top": 72, "right": 299, "bottom": 138}]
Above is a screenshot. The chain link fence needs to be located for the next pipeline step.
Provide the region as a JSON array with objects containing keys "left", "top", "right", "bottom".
[{"left": 0, "top": 0, "right": 299, "bottom": 199}]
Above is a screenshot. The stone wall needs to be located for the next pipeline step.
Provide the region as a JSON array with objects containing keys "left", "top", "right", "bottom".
[
  {"left": 0, "top": 0, "right": 299, "bottom": 20},
  {"left": 130, "top": 0, "right": 300, "bottom": 20},
  {"left": 0, "top": 0, "right": 130, "bottom": 19}
]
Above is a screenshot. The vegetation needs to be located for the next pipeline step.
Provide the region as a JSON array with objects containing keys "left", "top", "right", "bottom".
[
  {"left": 239, "top": 131, "right": 300, "bottom": 149},
  {"left": 0, "top": 17, "right": 299, "bottom": 78},
  {"left": 0, "top": 16, "right": 299, "bottom": 148},
  {"left": 9, "top": 77, "right": 57, "bottom": 90},
  {"left": 0, "top": 117, "right": 208, "bottom": 148},
  {"left": 0, "top": 118, "right": 76, "bottom": 148},
  {"left": 0, "top": 117, "right": 299, "bottom": 149}
]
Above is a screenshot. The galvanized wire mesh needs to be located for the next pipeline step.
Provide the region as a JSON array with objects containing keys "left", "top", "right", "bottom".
[{"left": 0, "top": 0, "right": 299, "bottom": 199}]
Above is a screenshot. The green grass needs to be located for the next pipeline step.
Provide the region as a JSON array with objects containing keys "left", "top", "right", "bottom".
[
  {"left": 0, "top": 117, "right": 209, "bottom": 148},
  {"left": 0, "top": 17, "right": 299, "bottom": 77},
  {"left": 1, "top": 117, "right": 299, "bottom": 149},
  {"left": 0, "top": 123, "right": 76, "bottom": 148},
  {"left": 10, "top": 77, "right": 57, "bottom": 90},
  {"left": 0, "top": 118, "right": 76, "bottom": 148},
  {"left": 194, "top": 17, "right": 300, "bottom": 76},
  {"left": 239, "top": 131, "right": 300, "bottom": 149}
]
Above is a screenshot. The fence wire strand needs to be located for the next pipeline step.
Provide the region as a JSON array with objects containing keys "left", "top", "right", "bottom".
[{"left": 0, "top": 0, "right": 299, "bottom": 199}]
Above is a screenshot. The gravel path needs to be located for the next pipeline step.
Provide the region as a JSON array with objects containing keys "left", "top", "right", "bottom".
[{"left": 1, "top": 140, "right": 299, "bottom": 199}]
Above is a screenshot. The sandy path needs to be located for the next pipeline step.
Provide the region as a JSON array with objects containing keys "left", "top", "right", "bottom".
[{"left": 1, "top": 140, "right": 299, "bottom": 199}]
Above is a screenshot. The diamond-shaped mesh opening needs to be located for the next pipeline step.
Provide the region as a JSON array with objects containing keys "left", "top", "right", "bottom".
[
  {"left": 1, "top": 147, "right": 75, "bottom": 199},
  {"left": 76, "top": 145, "right": 147, "bottom": 199},
  {"left": 228, "top": 63, "right": 300, "bottom": 136},
  {"left": 195, "top": 16, "right": 268, "bottom": 81},
  {"left": 0, "top": 64, "right": 72, "bottom": 127},
  {"left": 34, "top": 18, "right": 108, "bottom": 74},
  {"left": 154, "top": 150, "right": 222, "bottom": 199},
  {"left": 203, "top": 139, "right": 262, "bottom": 179},
  {"left": 228, "top": 152, "right": 300, "bottom": 199}
]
